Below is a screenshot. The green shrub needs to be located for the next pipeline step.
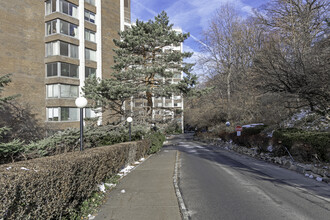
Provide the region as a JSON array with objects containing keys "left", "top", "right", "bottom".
[
  {"left": 164, "top": 122, "right": 182, "bottom": 134},
  {"left": 274, "top": 129, "right": 330, "bottom": 162},
  {"left": 0, "top": 140, "right": 150, "bottom": 219},
  {"left": 0, "top": 125, "right": 148, "bottom": 165},
  {"left": 147, "top": 132, "right": 166, "bottom": 154}
]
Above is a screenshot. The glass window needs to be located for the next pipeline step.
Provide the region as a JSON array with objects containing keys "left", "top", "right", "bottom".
[
  {"left": 70, "top": 44, "right": 78, "bottom": 58},
  {"left": 46, "top": 41, "right": 59, "bottom": 56},
  {"left": 61, "top": 63, "right": 70, "bottom": 77},
  {"left": 124, "top": 0, "right": 129, "bottom": 8},
  {"left": 85, "top": 67, "right": 96, "bottom": 78},
  {"left": 47, "top": 108, "right": 59, "bottom": 121},
  {"left": 46, "top": 62, "right": 58, "bottom": 77},
  {"left": 45, "top": 0, "right": 51, "bottom": 15},
  {"left": 61, "top": 63, "right": 79, "bottom": 78},
  {"left": 59, "top": 0, "right": 78, "bottom": 18},
  {"left": 85, "top": 29, "right": 96, "bottom": 42},
  {"left": 85, "top": 0, "right": 95, "bottom": 5},
  {"left": 85, "top": 108, "right": 96, "bottom": 118},
  {"left": 46, "top": 84, "right": 59, "bottom": 98},
  {"left": 60, "top": 84, "right": 78, "bottom": 98},
  {"left": 84, "top": 10, "right": 95, "bottom": 23},
  {"left": 85, "top": 48, "right": 96, "bottom": 61},
  {"left": 46, "top": 41, "right": 78, "bottom": 58},
  {"left": 60, "top": 20, "right": 69, "bottom": 35},
  {"left": 61, "top": 108, "right": 79, "bottom": 121},
  {"left": 60, "top": 42, "right": 69, "bottom": 56},
  {"left": 47, "top": 84, "right": 78, "bottom": 98}
]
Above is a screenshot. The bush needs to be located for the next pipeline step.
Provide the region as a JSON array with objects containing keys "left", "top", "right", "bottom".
[
  {"left": 147, "top": 132, "right": 166, "bottom": 154},
  {"left": 164, "top": 121, "right": 182, "bottom": 134},
  {"left": 0, "top": 125, "right": 148, "bottom": 165},
  {"left": 0, "top": 140, "right": 150, "bottom": 219},
  {"left": 273, "top": 129, "right": 330, "bottom": 162}
]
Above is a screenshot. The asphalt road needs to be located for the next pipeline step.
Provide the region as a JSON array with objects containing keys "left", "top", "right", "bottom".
[{"left": 167, "top": 134, "right": 330, "bottom": 220}]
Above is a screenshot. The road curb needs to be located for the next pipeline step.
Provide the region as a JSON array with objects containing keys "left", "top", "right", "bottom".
[{"left": 173, "top": 150, "right": 189, "bottom": 220}]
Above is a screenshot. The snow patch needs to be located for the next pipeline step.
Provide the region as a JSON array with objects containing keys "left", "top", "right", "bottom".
[
  {"left": 139, "top": 158, "right": 145, "bottom": 162},
  {"left": 105, "top": 183, "right": 116, "bottom": 188},
  {"left": 316, "top": 177, "right": 323, "bottom": 182},
  {"left": 97, "top": 183, "right": 106, "bottom": 193},
  {"left": 6, "top": 167, "right": 12, "bottom": 171},
  {"left": 242, "top": 123, "right": 264, "bottom": 128},
  {"left": 309, "top": 174, "right": 314, "bottom": 179},
  {"left": 305, "top": 173, "right": 310, "bottom": 177},
  {"left": 267, "top": 145, "right": 273, "bottom": 152},
  {"left": 121, "top": 189, "right": 126, "bottom": 193},
  {"left": 119, "top": 165, "right": 135, "bottom": 177},
  {"left": 134, "top": 161, "right": 140, "bottom": 165},
  {"left": 21, "top": 167, "right": 29, "bottom": 171},
  {"left": 88, "top": 214, "right": 95, "bottom": 220}
]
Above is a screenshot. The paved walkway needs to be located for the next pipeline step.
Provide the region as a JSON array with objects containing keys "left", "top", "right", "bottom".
[{"left": 93, "top": 149, "right": 181, "bottom": 220}]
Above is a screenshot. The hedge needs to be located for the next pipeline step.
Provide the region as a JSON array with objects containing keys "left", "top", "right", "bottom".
[
  {"left": 273, "top": 129, "right": 330, "bottom": 162},
  {"left": 0, "top": 140, "right": 150, "bottom": 219}
]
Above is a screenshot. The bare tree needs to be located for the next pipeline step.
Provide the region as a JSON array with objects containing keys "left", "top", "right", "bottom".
[{"left": 252, "top": 0, "right": 330, "bottom": 114}]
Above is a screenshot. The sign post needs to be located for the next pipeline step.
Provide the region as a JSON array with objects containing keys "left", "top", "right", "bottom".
[{"left": 235, "top": 126, "right": 242, "bottom": 136}]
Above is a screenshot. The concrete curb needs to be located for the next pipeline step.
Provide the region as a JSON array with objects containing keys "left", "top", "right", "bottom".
[{"left": 173, "top": 151, "right": 189, "bottom": 220}]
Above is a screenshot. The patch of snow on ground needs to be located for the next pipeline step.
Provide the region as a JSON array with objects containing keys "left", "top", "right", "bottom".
[
  {"left": 139, "top": 158, "right": 145, "bottom": 161},
  {"left": 242, "top": 123, "right": 264, "bottom": 128},
  {"left": 6, "top": 167, "right": 12, "bottom": 171},
  {"left": 305, "top": 173, "right": 310, "bottom": 177},
  {"left": 121, "top": 189, "right": 126, "bottom": 193},
  {"left": 105, "top": 183, "right": 116, "bottom": 188},
  {"left": 97, "top": 183, "right": 106, "bottom": 193},
  {"left": 134, "top": 161, "right": 140, "bottom": 165},
  {"left": 316, "top": 177, "right": 323, "bottom": 182},
  {"left": 267, "top": 145, "right": 273, "bottom": 152},
  {"left": 88, "top": 214, "right": 95, "bottom": 220},
  {"left": 119, "top": 165, "right": 135, "bottom": 176},
  {"left": 21, "top": 167, "right": 29, "bottom": 171}
]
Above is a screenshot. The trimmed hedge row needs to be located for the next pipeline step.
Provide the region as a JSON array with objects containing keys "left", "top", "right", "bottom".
[{"left": 0, "top": 140, "right": 150, "bottom": 219}]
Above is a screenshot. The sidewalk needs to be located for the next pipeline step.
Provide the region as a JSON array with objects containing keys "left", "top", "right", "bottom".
[{"left": 93, "top": 149, "right": 181, "bottom": 220}]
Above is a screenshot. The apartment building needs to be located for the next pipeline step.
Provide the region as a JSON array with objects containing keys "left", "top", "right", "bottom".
[{"left": 0, "top": 0, "right": 130, "bottom": 131}]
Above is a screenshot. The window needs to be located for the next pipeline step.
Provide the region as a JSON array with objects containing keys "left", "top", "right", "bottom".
[
  {"left": 46, "top": 20, "right": 58, "bottom": 35},
  {"left": 46, "top": 62, "right": 78, "bottom": 78},
  {"left": 85, "top": 29, "right": 96, "bottom": 42},
  {"left": 61, "top": 63, "right": 79, "bottom": 78},
  {"left": 85, "top": 108, "right": 96, "bottom": 118},
  {"left": 85, "top": 0, "right": 95, "bottom": 5},
  {"left": 46, "top": 62, "right": 58, "bottom": 77},
  {"left": 47, "top": 108, "right": 59, "bottom": 121},
  {"left": 47, "top": 107, "right": 79, "bottom": 121},
  {"left": 46, "top": 84, "right": 78, "bottom": 98},
  {"left": 46, "top": 41, "right": 78, "bottom": 59},
  {"left": 84, "top": 10, "right": 95, "bottom": 23},
  {"left": 45, "top": 0, "right": 78, "bottom": 18},
  {"left": 46, "top": 19, "right": 78, "bottom": 38},
  {"left": 47, "top": 84, "right": 60, "bottom": 98},
  {"left": 85, "top": 67, "right": 96, "bottom": 78},
  {"left": 61, "top": 108, "right": 79, "bottom": 121},
  {"left": 124, "top": 0, "right": 129, "bottom": 8},
  {"left": 46, "top": 41, "right": 59, "bottom": 56},
  {"left": 85, "top": 48, "right": 96, "bottom": 61}
]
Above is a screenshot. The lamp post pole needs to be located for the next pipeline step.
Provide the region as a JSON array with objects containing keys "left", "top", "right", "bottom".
[
  {"left": 75, "top": 97, "right": 88, "bottom": 151},
  {"left": 127, "top": 117, "right": 133, "bottom": 141}
]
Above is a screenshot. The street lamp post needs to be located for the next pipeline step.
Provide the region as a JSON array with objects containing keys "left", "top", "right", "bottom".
[
  {"left": 75, "top": 97, "right": 88, "bottom": 151},
  {"left": 127, "top": 117, "right": 133, "bottom": 141}
]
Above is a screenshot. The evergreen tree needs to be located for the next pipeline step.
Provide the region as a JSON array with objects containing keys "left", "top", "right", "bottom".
[{"left": 84, "top": 11, "right": 197, "bottom": 124}]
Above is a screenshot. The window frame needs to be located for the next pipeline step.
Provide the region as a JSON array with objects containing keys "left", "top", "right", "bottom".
[
  {"left": 84, "top": 10, "right": 95, "bottom": 23},
  {"left": 46, "top": 84, "right": 79, "bottom": 99}
]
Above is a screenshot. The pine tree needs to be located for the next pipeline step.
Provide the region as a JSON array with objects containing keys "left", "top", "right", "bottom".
[{"left": 84, "top": 11, "right": 196, "bottom": 124}]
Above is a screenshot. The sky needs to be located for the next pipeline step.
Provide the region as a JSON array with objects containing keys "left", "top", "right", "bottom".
[{"left": 131, "top": 0, "right": 268, "bottom": 67}]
